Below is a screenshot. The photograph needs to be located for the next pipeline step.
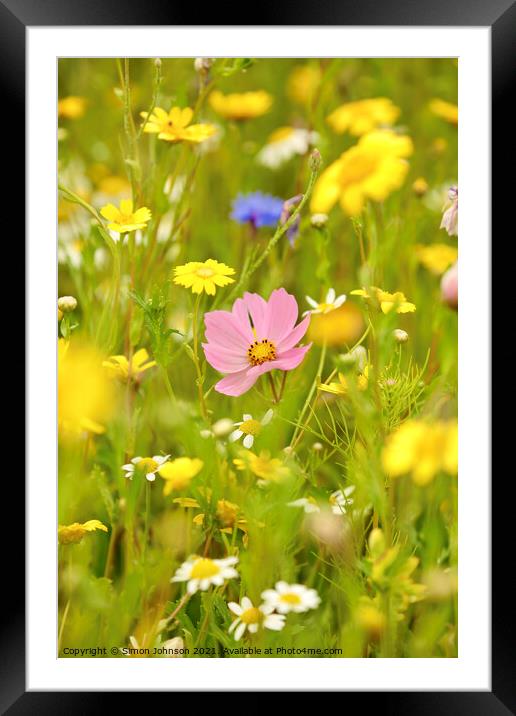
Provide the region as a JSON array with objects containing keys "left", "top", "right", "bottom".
[{"left": 57, "top": 56, "right": 458, "bottom": 660}]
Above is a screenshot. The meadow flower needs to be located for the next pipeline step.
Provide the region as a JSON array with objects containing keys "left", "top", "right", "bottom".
[
  {"left": 441, "top": 261, "right": 458, "bottom": 310},
  {"left": 304, "top": 287, "right": 346, "bottom": 316},
  {"left": 58, "top": 96, "right": 87, "bottom": 119},
  {"left": 173, "top": 259, "right": 235, "bottom": 295},
  {"left": 58, "top": 295, "right": 77, "bottom": 313},
  {"left": 382, "top": 419, "right": 458, "bottom": 486},
  {"left": 209, "top": 90, "right": 272, "bottom": 120},
  {"left": 58, "top": 339, "right": 115, "bottom": 437},
  {"left": 287, "top": 64, "right": 321, "bottom": 105},
  {"left": 329, "top": 486, "right": 355, "bottom": 515},
  {"left": 319, "top": 366, "right": 369, "bottom": 396},
  {"left": 58, "top": 519, "right": 108, "bottom": 545},
  {"left": 229, "top": 409, "right": 274, "bottom": 449},
  {"left": 171, "top": 555, "right": 239, "bottom": 594},
  {"left": 103, "top": 348, "right": 156, "bottom": 382},
  {"left": 261, "top": 582, "right": 321, "bottom": 614},
  {"left": 230, "top": 192, "right": 284, "bottom": 229},
  {"left": 393, "top": 328, "right": 409, "bottom": 343},
  {"left": 351, "top": 287, "right": 416, "bottom": 314},
  {"left": 287, "top": 497, "right": 321, "bottom": 514},
  {"left": 234, "top": 450, "right": 290, "bottom": 483},
  {"left": 440, "top": 186, "right": 458, "bottom": 236},
  {"left": 100, "top": 199, "right": 152, "bottom": 234},
  {"left": 256, "top": 127, "right": 319, "bottom": 169},
  {"left": 122, "top": 455, "right": 171, "bottom": 482},
  {"left": 310, "top": 130, "right": 413, "bottom": 216},
  {"left": 174, "top": 496, "right": 249, "bottom": 538},
  {"left": 311, "top": 213, "right": 328, "bottom": 228},
  {"left": 140, "top": 106, "right": 216, "bottom": 143},
  {"left": 228, "top": 597, "right": 285, "bottom": 640},
  {"left": 326, "top": 97, "right": 400, "bottom": 136},
  {"left": 308, "top": 302, "right": 365, "bottom": 347},
  {"left": 158, "top": 457, "right": 204, "bottom": 495},
  {"left": 203, "top": 288, "right": 311, "bottom": 397},
  {"left": 412, "top": 177, "right": 429, "bottom": 196},
  {"left": 429, "top": 98, "right": 458, "bottom": 125},
  {"left": 415, "top": 243, "right": 458, "bottom": 275}
]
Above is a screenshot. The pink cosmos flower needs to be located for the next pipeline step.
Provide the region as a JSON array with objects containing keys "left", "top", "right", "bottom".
[{"left": 203, "top": 288, "right": 312, "bottom": 397}]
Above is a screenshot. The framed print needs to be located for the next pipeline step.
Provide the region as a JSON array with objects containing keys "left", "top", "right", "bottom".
[{"left": 4, "top": 0, "right": 509, "bottom": 708}]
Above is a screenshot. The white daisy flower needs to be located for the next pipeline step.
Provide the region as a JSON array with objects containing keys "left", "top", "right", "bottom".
[
  {"left": 261, "top": 581, "right": 321, "bottom": 614},
  {"left": 228, "top": 596, "right": 285, "bottom": 641},
  {"left": 287, "top": 497, "right": 321, "bottom": 514},
  {"left": 122, "top": 455, "right": 170, "bottom": 482},
  {"left": 256, "top": 127, "right": 319, "bottom": 170},
  {"left": 330, "top": 485, "right": 355, "bottom": 515},
  {"left": 229, "top": 409, "right": 273, "bottom": 449},
  {"left": 303, "top": 288, "right": 346, "bottom": 316},
  {"left": 171, "top": 555, "right": 239, "bottom": 594}
]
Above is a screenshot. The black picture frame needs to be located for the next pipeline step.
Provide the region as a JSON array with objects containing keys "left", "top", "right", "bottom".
[{"left": 5, "top": 0, "right": 506, "bottom": 710}]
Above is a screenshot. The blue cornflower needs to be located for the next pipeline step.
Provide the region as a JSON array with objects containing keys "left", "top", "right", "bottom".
[{"left": 230, "top": 191, "right": 284, "bottom": 229}]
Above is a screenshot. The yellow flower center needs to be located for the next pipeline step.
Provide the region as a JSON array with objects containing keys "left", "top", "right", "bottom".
[
  {"left": 137, "top": 457, "right": 159, "bottom": 473},
  {"left": 190, "top": 558, "right": 220, "bottom": 579},
  {"left": 247, "top": 339, "right": 277, "bottom": 366},
  {"left": 240, "top": 419, "right": 262, "bottom": 436},
  {"left": 280, "top": 592, "right": 302, "bottom": 605},
  {"left": 196, "top": 267, "right": 215, "bottom": 279},
  {"left": 241, "top": 607, "right": 263, "bottom": 625}
]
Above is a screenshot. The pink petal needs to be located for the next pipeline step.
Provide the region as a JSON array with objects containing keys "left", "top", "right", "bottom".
[
  {"left": 215, "top": 368, "right": 261, "bottom": 397},
  {"left": 266, "top": 288, "right": 299, "bottom": 343},
  {"left": 276, "top": 314, "right": 311, "bottom": 352},
  {"left": 273, "top": 344, "right": 312, "bottom": 370},
  {"left": 204, "top": 310, "right": 252, "bottom": 351},
  {"left": 243, "top": 292, "right": 269, "bottom": 338},
  {"left": 202, "top": 344, "right": 249, "bottom": 373}
]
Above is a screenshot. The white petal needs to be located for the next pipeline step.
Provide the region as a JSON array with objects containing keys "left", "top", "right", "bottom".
[
  {"left": 261, "top": 409, "right": 274, "bottom": 426},
  {"left": 187, "top": 579, "right": 199, "bottom": 594},
  {"left": 248, "top": 623, "right": 259, "bottom": 633},
  {"left": 241, "top": 596, "right": 253, "bottom": 610},
  {"left": 243, "top": 434, "right": 254, "bottom": 449},
  {"left": 146, "top": 473, "right": 156, "bottom": 482},
  {"left": 243, "top": 414, "right": 252, "bottom": 421},
  {"left": 234, "top": 622, "right": 246, "bottom": 641},
  {"left": 229, "top": 430, "right": 243, "bottom": 443},
  {"left": 326, "top": 287, "right": 336, "bottom": 304},
  {"left": 228, "top": 602, "right": 243, "bottom": 616},
  {"left": 305, "top": 295, "right": 319, "bottom": 309},
  {"left": 121, "top": 464, "right": 133, "bottom": 471},
  {"left": 334, "top": 295, "right": 347, "bottom": 308},
  {"left": 131, "top": 457, "right": 142, "bottom": 464},
  {"left": 228, "top": 618, "right": 240, "bottom": 633},
  {"left": 264, "top": 614, "right": 286, "bottom": 631}
]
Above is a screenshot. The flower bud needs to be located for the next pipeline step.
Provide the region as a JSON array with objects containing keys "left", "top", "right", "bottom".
[
  {"left": 393, "top": 328, "right": 408, "bottom": 343},
  {"left": 368, "top": 528, "right": 386, "bottom": 558},
  {"left": 310, "top": 213, "right": 328, "bottom": 229},
  {"left": 212, "top": 418, "right": 234, "bottom": 438},
  {"left": 441, "top": 261, "right": 458, "bottom": 310},
  {"left": 312, "top": 442, "right": 323, "bottom": 452},
  {"left": 309, "top": 148, "right": 322, "bottom": 173},
  {"left": 194, "top": 57, "right": 214, "bottom": 74},
  {"left": 58, "top": 295, "right": 78, "bottom": 313},
  {"left": 412, "top": 177, "right": 428, "bottom": 196}
]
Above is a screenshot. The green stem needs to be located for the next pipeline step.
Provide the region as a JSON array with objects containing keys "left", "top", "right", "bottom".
[
  {"left": 192, "top": 294, "right": 209, "bottom": 421},
  {"left": 290, "top": 341, "right": 327, "bottom": 448},
  {"left": 142, "top": 481, "right": 151, "bottom": 564}
]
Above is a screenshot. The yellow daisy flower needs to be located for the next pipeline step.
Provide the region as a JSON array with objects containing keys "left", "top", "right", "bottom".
[
  {"left": 58, "top": 96, "right": 87, "bottom": 119},
  {"left": 310, "top": 130, "right": 413, "bottom": 216},
  {"left": 158, "top": 457, "right": 204, "bottom": 495},
  {"left": 327, "top": 98, "right": 400, "bottom": 136},
  {"left": 318, "top": 366, "right": 369, "bottom": 395},
  {"left": 140, "top": 106, "right": 216, "bottom": 143},
  {"left": 58, "top": 519, "right": 108, "bottom": 545},
  {"left": 350, "top": 287, "right": 416, "bottom": 314},
  {"left": 173, "top": 259, "right": 235, "bottom": 295},
  {"left": 382, "top": 419, "right": 458, "bottom": 486},
  {"left": 209, "top": 90, "right": 272, "bottom": 120},
  {"left": 100, "top": 199, "right": 152, "bottom": 234},
  {"left": 102, "top": 348, "right": 156, "bottom": 382},
  {"left": 287, "top": 64, "right": 322, "bottom": 105},
  {"left": 233, "top": 450, "right": 290, "bottom": 483},
  {"left": 415, "top": 244, "right": 458, "bottom": 275},
  {"left": 429, "top": 99, "right": 458, "bottom": 125}
]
